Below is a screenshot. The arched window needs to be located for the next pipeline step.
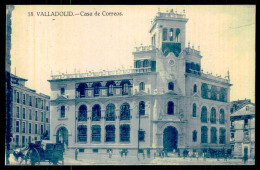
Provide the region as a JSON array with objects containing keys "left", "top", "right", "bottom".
[
  {"left": 219, "top": 109, "right": 225, "bottom": 124},
  {"left": 210, "top": 127, "right": 217, "bottom": 144},
  {"left": 143, "top": 60, "right": 149, "bottom": 67},
  {"left": 167, "top": 101, "right": 174, "bottom": 115},
  {"left": 219, "top": 128, "right": 226, "bottom": 144},
  {"left": 175, "top": 28, "right": 181, "bottom": 42},
  {"left": 211, "top": 86, "right": 217, "bottom": 100},
  {"left": 120, "top": 124, "right": 130, "bottom": 142},
  {"left": 139, "top": 82, "right": 145, "bottom": 91},
  {"left": 201, "top": 126, "right": 208, "bottom": 143},
  {"left": 60, "top": 106, "right": 65, "bottom": 118},
  {"left": 168, "top": 82, "right": 174, "bottom": 91},
  {"left": 192, "top": 130, "right": 197, "bottom": 142},
  {"left": 163, "top": 28, "right": 168, "bottom": 41},
  {"left": 77, "top": 125, "right": 87, "bottom": 142},
  {"left": 91, "top": 125, "right": 101, "bottom": 142},
  {"left": 139, "top": 101, "right": 145, "bottom": 115},
  {"left": 193, "top": 84, "right": 197, "bottom": 93},
  {"left": 169, "top": 28, "right": 174, "bottom": 41},
  {"left": 105, "top": 125, "right": 115, "bottom": 142},
  {"left": 136, "top": 60, "right": 141, "bottom": 68},
  {"left": 78, "top": 83, "right": 87, "bottom": 98},
  {"left": 192, "top": 103, "right": 196, "bottom": 117},
  {"left": 120, "top": 103, "right": 130, "bottom": 120},
  {"left": 201, "top": 106, "right": 207, "bottom": 123},
  {"left": 210, "top": 107, "right": 216, "bottom": 124},
  {"left": 201, "top": 83, "right": 208, "bottom": 99},
  {"left": 122, "top": 83, "right": 129, "bottom": 95},
  {"left": 93, "top": 82, "right": 101, "bottom": 96},
  {"left": 106, "top": 104, "right": 115, "bottom": 121},
  {"left": 78, "top": 105, "right": 87, "bottom": 121},
  {"left": 92, "top": 104, "right": 101, "bottom": 121}
]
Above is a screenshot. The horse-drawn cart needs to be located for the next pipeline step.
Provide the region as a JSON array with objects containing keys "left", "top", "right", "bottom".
[{"left": 13, "top": 141, "right": 64, "bottom": 165}]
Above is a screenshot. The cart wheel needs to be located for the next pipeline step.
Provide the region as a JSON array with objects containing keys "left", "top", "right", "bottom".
[{"left": 29, "top": 148, "right": 40, "bottom": 165}]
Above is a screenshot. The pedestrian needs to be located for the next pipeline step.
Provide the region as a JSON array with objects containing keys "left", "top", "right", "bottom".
[
  {"left": 109, "top": 150, "right": 112, "bottom": 158},
  {"left": 143, "top": 152, "right": 145, "bottom": 159},
  {"left": 154, "top": 152, "right": 156, "bottom": 159},
  {"left": 243, "top": 154, "right": 248, "bottom": 164},
  {"left": 196, "top": 152, "right": 199, "bottom": 160},
  {"left": 203, "top": 152, "right": 206, "bottom": 161},
  {"left": 162, "top": 150, "right": 165, "bottom": 158},
  {"left": 189, "top": 151, "right": 192, "bottom": 161},
  {"left": 224, "top": 153, "right": 227, "bottom": 161},
  {"left": 75, "top": 148, "right": 78, "bottom": 160}
]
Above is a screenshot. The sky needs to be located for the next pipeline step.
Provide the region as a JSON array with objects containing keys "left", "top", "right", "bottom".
[{"left": 10, "top": 5, "right": 255, "bottom": 102}]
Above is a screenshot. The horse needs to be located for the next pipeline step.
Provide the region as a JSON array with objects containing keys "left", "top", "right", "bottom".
[{"left": 12, "top": 147, "right": 29, "bottom": 164}]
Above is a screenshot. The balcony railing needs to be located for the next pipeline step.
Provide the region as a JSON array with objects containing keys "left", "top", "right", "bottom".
[
  {"left": 51, "top": 67, "right": 152, "bottom": 80},
  {"left": 135, "top": 45, "right": 155, "bottom": 52}
]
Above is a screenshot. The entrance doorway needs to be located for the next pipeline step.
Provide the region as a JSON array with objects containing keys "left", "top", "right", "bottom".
[
  {"left": 163, "top": 126, "right": 178, "bottom": 152},
  {"left": 244, "top": 146, "right": 248, "bottom": 158},
  {"left": 56, "top": 127, "right": 68, "bottom": 147}
]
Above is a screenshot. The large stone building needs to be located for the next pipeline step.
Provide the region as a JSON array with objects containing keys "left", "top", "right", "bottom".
[
  {"left": 230, "top": 99, "right": 255, "bottom": 158},
  {"left": 10, "top": 74, "right": 50, "bottom": 148},
  {"left": 49, "top": 10, "right": 232, "bottom": 156}
]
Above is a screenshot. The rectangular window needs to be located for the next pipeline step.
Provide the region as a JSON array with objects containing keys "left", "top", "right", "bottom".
[
  {"left": 22, "top": 122, "right": 26, "bottom": 133},
  {"left": 35, "top": 98, "right": 38, "bottom": 108},
  {"left": 93, "top": 148, "right": 98, "bottom": 153},
  {"left": 29, "top": 109, "right": 32, "bottom": 120},
  {"left": 16, "top": 121, "right": 19, "bottom": 132},
  {"left": 244, "top": 119, "right": 248, "bottom": 127},
  {"left": 22, "top": 108, "right": 26, "bottom": 119},
  {"left": 23, "top": 94, "right": 26, "bottom": 105},
  {"left": 120, "top": 125, "right": 130, "bottom": 142},
  {"left": 35, "top": 124, "right": 38, "bottom": 134},
  {"left": 29, "top": 123, "right": 32, "bottom": 134},
  {"left": 61, "top": 88, "right": 65, "bottom": 95},
  {"left": 77, "top": 125, "right": 87, "bottom": 142},
  {"left": 46, "top": 118, "right": 49, "bottom": 123},
  {"left": 22, "top": 136, "right": 25, "bottom": 147},
  {"left": 35, "top": 137, "right": 37, "bottom": 141},
  {"left": 16, "top": 107, "right": 19, "bottom": 118},
  {"left": 35, "top": 111, "right": 38, "bottom": 121},
  {"left": 15, "top": 135, "right": 19, "bottom": 146},
  {"left": 28, "top": 136, "right": 31, "bottom": 143},
  {"left": 231, "top": 132, "right": 234, "bottom": 139},
  {"left": 17, "top": 92, "right": 20, "bottom": 103},
  {"left": 46, "top": 106, "right": 49, "bottom": 111},
  {"left": 41, "top": 100, "right": 44, "bottom": 109},
  {"left": 41, "top": 112, "right": 44, "bottom": 122},
  {"left": 92, "top": 125, "right": 101, "bottom": 142},
  {"left": 41, "top": 125, "right": 44, "bottom": 134},
  {"left": 138, "top": 130, "right": 145, "bottom": 142},
  {"left": 29, "top": 96, "right": 32, "bottom": 106},
  {"left": 79, "top": 148, "right": 84, "bottom": 152}
]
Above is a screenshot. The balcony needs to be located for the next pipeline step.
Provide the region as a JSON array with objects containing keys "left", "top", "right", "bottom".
[
  {"left": 134, "top": 45, "right": 155, "bottom": 52},
  {"left": 51, "top": 67, "right": 152, "bottom": 80}
]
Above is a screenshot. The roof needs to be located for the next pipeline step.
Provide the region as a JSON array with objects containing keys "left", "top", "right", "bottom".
[
  {"left": 231, "top": 99, "right": 254, "bottom": 112},
  {"left": 10, "top": 73, "right": 28, "bottom": 81}
]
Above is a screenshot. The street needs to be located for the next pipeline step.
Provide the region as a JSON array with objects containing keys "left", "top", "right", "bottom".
[{"left": 7, "top": 149, "right": 255, "bottom": 165}]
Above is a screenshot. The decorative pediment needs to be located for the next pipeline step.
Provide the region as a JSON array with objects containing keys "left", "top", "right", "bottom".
[
  {"left": 56, "top": 95, "right": 68, "bottom": 100},
  {"left": 165, "top": 91, "right": 178, "bottom": 95},
  {"left": 134, "top": 90, "right": 148, "bottom": 96},
  {"left": 192, "top": 93, "right": 200, "bottom": 98}
]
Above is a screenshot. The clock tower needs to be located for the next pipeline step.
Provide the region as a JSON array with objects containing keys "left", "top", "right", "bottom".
[{"left": 149, "top": 9, "right": 188, "bottom": 57}]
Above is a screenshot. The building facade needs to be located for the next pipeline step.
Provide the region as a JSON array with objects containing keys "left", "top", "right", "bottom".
[
  {"left": 49, "top": 10, "right": 232, "bottom": 156},
  {"left": 10, "top": 74, "right": 50, "bottom": 148},
  {"left": 230, "top": 99, "right": 255, "bottom": 158}
]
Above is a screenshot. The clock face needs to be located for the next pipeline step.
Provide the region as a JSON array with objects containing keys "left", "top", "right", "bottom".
[{"left": 169, "top": 59, "right": 175, "bottom": 66}]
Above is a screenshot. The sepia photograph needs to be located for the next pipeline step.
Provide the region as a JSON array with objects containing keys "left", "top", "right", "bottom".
[{"left": 5, "top": 5, "right": 255, "bottom": 165}]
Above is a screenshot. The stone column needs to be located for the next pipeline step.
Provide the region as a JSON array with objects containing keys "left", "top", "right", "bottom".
[
  {"left": 115, "top": 109, "right": 120, "bottom": 143},
  {"left": 101, "top": 109, "right": 106, "bottom": 144},
  {"left": 87, "top": 111, "right": 91, "bottom": 144}
]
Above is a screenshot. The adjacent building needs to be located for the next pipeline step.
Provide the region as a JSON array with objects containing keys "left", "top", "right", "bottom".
[
  {"left": 10, "top": 74, "right": 50, "bottom": 148},
  {"left": 49, "top": 9, "right": 232, "bottom": 156},
  {"left": 230, "top": 99, "right": 255, "bottom": 158}
]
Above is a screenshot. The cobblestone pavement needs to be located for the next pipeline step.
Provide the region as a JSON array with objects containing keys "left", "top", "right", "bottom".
[{"left": 7, "top": 149, "right": 255, "bottom": 165}]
